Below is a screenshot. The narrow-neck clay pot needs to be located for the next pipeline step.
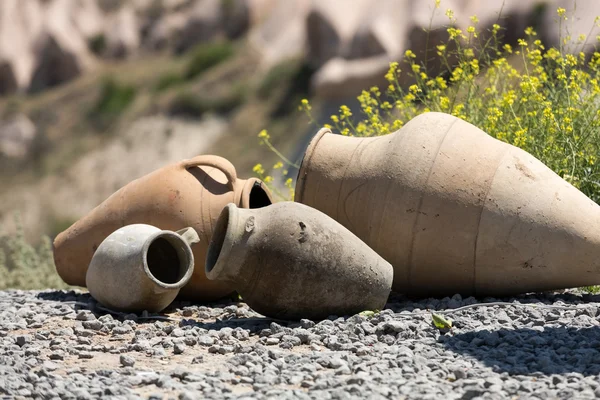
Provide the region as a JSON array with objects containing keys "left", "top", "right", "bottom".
[
  {"left": 295, "top": 112, "right": 600, "bottom": 297},
  {"left": 205, "top": 202, "right": 393, "bottom": 321},
  {"left": 86, "top": 224, "right": 199, "bottom": 313},
  {"left": 53, "top": 155, "right": 273, "bottom": 301}
]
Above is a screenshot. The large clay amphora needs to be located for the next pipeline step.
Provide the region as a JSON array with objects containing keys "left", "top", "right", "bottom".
[
  {"left": 295, "top": 112, "right": 600, "bottom": 297},
  {"left": 87, "top": 225, "right": 199, "bottom": 313},
  {"left": 53, "top": 155, "right": 273, "bottom": 301},
  {"left": 205, "top": 202, "right": 393, "bottom": 320}
]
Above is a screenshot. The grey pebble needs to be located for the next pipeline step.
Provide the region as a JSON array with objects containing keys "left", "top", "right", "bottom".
[
  {"left": 173, "top": 343, "right": 186, "bottom": 355},
  {"left": 119, "top": 354, "right": 135, "bottom": 367},
  {"left": 197, "top": 335, "right": 215, "bottom": 346},
  {"left": 75, "top": 311, "right": 96, "bottom": 321},
  {"left": 112, "top": 325, "right": 133, "bottom": 335},
  {"left": 82, "top": 320, "right": 103, "bottom": 331},
  {"left": 78, "top": 352, "right": 94, "bottom": 359},
  {"left": 15, "top": 335, "right": 31, "bottom": 347},
  {"left": 3, "top": 289, "right": 600, "bottom": 399}
]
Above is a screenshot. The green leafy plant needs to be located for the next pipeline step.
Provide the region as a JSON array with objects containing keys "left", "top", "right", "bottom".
[
  {"left": 318, "top": 6, "right": 600, "bottom": 203},
  {"left": 154, "top": 72, "right": 185, "bottom": 92},
  {"left": 90, "top": 77, "right": 136, "bottom": 124},
  {"left": 169, "top": 85, "right": 247, "bottom": 117},
  {"left": 184, "top": 41, "right": 235, "bottom": 80},
  {"left": 358, "top": 310, "right": 380, "bottom": 318},
  {"left": 258, "top": 59, "right": 305, "bottom": 99},
  {"left": 0, "top": 217, "right": 68, "bottom": 290},
  {"left": 258, "top": 4, "right": 600, "bottom": 205},
  {"left": 580, "top": 286, "right": 600, "bottom": 294},
  {"left": 88, "top": 33, "right": 107, "bottom": 56},
  {"left": 431, "top": 313, "right": 453, "bottom": 329},
  {"left": 253, "top": 129, "right": 296, "bottom": 201}
]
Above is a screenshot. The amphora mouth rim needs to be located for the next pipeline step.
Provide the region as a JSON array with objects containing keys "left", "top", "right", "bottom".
[
  {"left": 205, "top": 203, "right": 237, "bottom": 281},
  {"left": 294, "top": 127, "right": 332, "bottom": 204},
  {"left": 239, "top": 179, "right": 273, "bottom": 209}
]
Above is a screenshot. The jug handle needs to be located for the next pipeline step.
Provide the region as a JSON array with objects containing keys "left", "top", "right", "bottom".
[
  {"left": 181, "top": 155, "right": 237, "bottom": 191},
  {"left": 176, "top": 227, "right": 201, "bottom": 246}
]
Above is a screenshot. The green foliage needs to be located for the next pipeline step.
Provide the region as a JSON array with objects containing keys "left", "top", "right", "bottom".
[
  {"left": 2, "top": 98, "right": 22, "bottom": 118},
  {"left": 91, "top": 77, "right": 136, "bottom": 122},
  {"left": 580, "top": 286, "right": 600, "bottom": 294},
  {"left": 252, "top": 130, "right": 296, "bottom": 201},
  {"left": 265, "top": 62, "right": 316, "bottom": 118},
  {"left": 184, "top": 42, "right": 235, "bottom": 80},
  {"left": 169, "top": 85, "right": 246, "bottom": 117},
  {"left": 358, "top": 310, "right": 380, "bottom": 318},
  {"left": 46, "top": 215, "right": 76, "bottom": 240},
  {"left": 293, "top": 5, "right": 600, "bottom": 204},
  {"left": 0, "top": 219, "right": 67, "bottom": 290},
  {"left": 154, "top": 41, "right": 236, "bottom": 92},
  {"left": 88, "top": 34, "right": 107, "bottom": 56},
  {"left": 154, "top": 72, "right": 185, "bottom": 92},
  {"left": 258, "top": 59, "right": 304, "bottom": 99},
  {"left": 432, "top": 313, "right": 453, "bottom": 329}
]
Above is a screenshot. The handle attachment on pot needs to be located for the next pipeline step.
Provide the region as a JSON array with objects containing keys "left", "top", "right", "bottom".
[
  {"left": 181, "top": 155, "right": 237, "bottom": 191},
  {"left": 176, "top": 227, "right": 200, "bottom": 246}
]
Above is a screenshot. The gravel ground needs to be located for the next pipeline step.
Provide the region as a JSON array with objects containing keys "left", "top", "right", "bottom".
[{"left": 2, "top": 289, "right": 600, "bottom": 399}]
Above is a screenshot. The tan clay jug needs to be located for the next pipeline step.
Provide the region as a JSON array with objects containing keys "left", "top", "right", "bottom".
[
  {"left": 53, "top": 155, "right": 273, "bottom": 301},
  {"left": 295, "top": 112, "right": 600, "bottom": 297}
]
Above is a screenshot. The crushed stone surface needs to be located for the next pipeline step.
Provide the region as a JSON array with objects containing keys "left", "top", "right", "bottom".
[{"left": 2, "top": 289, "right": 600, "bottom": 399}]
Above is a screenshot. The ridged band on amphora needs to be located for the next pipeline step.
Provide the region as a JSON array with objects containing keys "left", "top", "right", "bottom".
[{"left": 294, "top": 127, "right": 331, "bottom": 205}]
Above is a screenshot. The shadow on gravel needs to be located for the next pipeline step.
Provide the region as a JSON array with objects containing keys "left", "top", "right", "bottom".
[
  {"left": 35, "top": 289, "right": 278, "bottom": 332},
  {"left": 440, "top": 325, "right": 600, "bottom": 376},
  {"left": 36, "top": 290, "right": 88, "bottom": 302}
]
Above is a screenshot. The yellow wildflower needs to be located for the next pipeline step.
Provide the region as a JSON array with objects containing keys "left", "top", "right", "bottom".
[{"left": 253, "top": 164, "right": 264, "bottom": 175}]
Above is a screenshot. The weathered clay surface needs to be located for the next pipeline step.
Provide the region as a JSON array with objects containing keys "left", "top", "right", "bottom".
[
  {"left": 295, "top": 112, "right": 600, "bottom": 297},
  {"left": 53, "top": 155, "right": 273, "bottom": 302},
  {"left": 206, "top": 202, "right": 393, "bottom": 320},
  {"left": 86, "top": 224, "right": 198, "bottom": 313}
]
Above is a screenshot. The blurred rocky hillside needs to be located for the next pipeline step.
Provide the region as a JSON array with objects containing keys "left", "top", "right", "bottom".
[{"left": 0, "top": 0, "right": 596, "bottom": 239}]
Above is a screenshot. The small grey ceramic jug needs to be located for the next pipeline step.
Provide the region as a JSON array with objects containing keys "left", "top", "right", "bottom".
[{"left": 86, "top": 224, "right": 199, "bottom": 313}]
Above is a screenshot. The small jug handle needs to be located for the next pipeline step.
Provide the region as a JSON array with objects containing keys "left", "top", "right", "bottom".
[
  {"left": 176, "top": 227, "right": 201, "bottom": 246},
  {"left": 181, "top": 155, "right": 237, "bottom": 191}
]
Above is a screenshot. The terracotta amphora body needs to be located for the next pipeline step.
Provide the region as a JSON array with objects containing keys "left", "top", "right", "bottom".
[
  {"left": 86, "top": 224, "right": 199, "bottom": 313},
  {"left": 53, "top": 155, "right": 273, "bottom": 301},
  {"left": 205, "top": 202, "right": 393, "bottom": 320},
  {"left": 295, "top": 111, "right": 600, "bottom": 297}
]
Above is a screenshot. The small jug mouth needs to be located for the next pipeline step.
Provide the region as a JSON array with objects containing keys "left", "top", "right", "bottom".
[{"left": 143, "top": 232, "right": 194, "bottom": 289}]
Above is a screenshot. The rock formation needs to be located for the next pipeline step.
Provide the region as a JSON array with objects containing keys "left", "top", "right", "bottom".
[{"left": 0, "top": 0, "right": 598, "bottom": 97}]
